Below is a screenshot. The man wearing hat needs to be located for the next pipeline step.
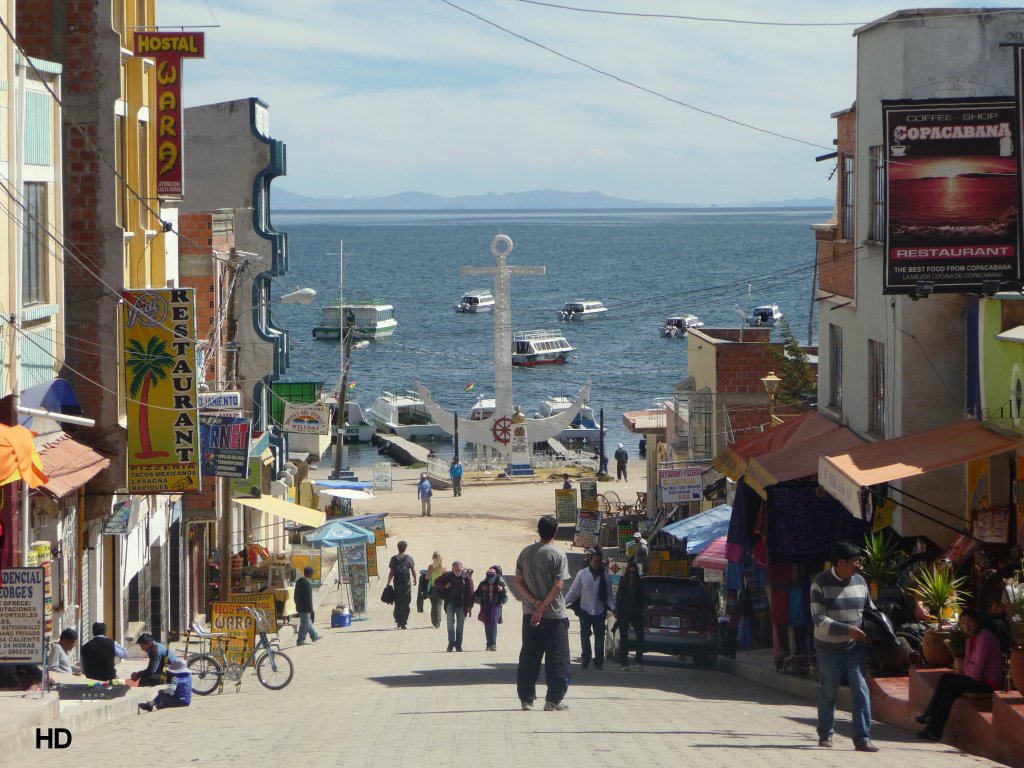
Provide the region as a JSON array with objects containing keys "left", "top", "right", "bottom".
[
  {"left": 613, "top": 443, "right": 629, "bottom": 482},
  {"left": 629, "top": 531, "right": 650, "bottom": 573},
  {"left": 563, "top": 547, "right": 616, "bottom": 670},
  {"left": 295, "top": 565, "right": 320, "bottom": 646},
  {"left": 138, "top": 658, "right": 192, "bottom": 712}
]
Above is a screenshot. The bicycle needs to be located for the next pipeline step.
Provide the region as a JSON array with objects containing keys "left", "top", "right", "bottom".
[{"left": 186, "top": 606, "right": 294, "bottom": 695}]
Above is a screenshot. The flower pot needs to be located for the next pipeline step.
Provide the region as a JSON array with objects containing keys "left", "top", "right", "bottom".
[
  {"left": 922, "top": 628, "right": 954, "bottom": 668},
  {"left": 1011, "top": 648, "right": 1024, "bottom": 694}
]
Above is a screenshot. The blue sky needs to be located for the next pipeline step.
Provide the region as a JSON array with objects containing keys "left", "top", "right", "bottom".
[{"left": 162, "top": 1, "right": 1023, "bottom": 205}]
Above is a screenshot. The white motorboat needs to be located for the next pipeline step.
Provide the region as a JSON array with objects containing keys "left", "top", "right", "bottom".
[
  {"left": 468, "top": 396, "right": 496, "bottom": 421},
  {"left": 747, "top": 304, "right": 783, "bottom": 327},
  {"left": 455, "top": 291, "right": 495, "bottom": 313},
  {"left": 536, "top": 395, "right": 602, "bottom": 442},
  {"left": 559, "top": 300, "right": 608, "bottom": 321},
  {"left": 313, "top": 302, "right": 398, "bottom": 340},
  {"left": 663, "top": 314, "right": 704, "bottom": 338},
  {"left": 512, "top": 330, "right": 575, "bottom": 367},
  {"left": 365, "top": 391, "right": 447, "bottom": 441}
]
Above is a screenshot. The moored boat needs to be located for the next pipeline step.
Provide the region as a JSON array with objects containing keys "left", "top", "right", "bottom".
[
  {"left": 536, "top": 395, "right": 602, "bottom": 441},
  {"left": 365, "top": 390, "right": 447, "bottom": 441},
  {"left": 512, "top": 330, "right": 575, "bottom": 367},
  {"left": 559, "top": 300, "right": 607, "bottom": 321},
  {"left": 313, "top": 302, "right": 398, "bottom": 340},
  {"left": 663, "top": 314, "right": 704, "bottom": 337},
  {"left": 455, "top": 291, "right": 495, "bottom": 313},
  {"left": 747, "top": 304, "right": 782, "bottom": 327}
]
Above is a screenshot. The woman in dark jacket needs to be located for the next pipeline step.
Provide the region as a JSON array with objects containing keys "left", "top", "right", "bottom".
[
  {"left": 614, "top": 562, "right": 645, "bottom": 671},
  {"left": 474, "top": 566, "right": 508, "bottom": 651}
]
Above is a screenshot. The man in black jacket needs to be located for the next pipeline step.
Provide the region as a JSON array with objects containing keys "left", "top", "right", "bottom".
[
  {"left": 80, "top": 622, "right": 128, "bottom": 681},
  {"left": 435, "top": 561, "right": 474, "bottom": 652},
  {"left": 295, "top": 566, "right": 320, "bottom": 645}
]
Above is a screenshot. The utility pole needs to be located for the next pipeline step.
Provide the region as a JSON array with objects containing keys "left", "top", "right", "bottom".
[{"left": 331, "top": 241, "right": 349, "bottom": 479}]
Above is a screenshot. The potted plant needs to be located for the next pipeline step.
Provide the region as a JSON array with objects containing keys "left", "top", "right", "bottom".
[
  {"left": 908, "top": 563, "right": 968, "bottom": 667},
  {"left": 945, "top": 625, "right": 967, "bottom": 674},
  {"left": 861, "top": 531, "right": 907, "bottom": 599}
]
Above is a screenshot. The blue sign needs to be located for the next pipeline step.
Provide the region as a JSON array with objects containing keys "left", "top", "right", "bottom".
[{"left": 199, "top": 415, "right": 252, "bottom": 478}]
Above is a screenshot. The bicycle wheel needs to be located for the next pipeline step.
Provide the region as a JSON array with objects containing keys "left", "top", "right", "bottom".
[
  {"left": 187, "top": 653, "right": 223, "bottom": 696},
  {"left": 255, "top": 650, "right": 293, "bottom": 690}
]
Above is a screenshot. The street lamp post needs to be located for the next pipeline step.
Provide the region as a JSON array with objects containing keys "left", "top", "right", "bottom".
[{"left": 761, "top": 371, "right": 782, "bottom": 427}]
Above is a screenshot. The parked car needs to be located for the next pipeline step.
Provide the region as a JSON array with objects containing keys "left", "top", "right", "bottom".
[{"left": 605, "top": 576, "right": 719, "bottom": 668}]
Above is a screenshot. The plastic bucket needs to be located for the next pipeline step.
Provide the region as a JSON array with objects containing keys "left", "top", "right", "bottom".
[{"left": 332, "top": 611, "right": 352, "bottom": 628}]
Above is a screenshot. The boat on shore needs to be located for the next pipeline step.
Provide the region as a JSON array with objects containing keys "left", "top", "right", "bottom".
[
  {"left": 559, "top": 300, "right": 607, "bottom": 321},
  {"left": 365, "top": 390, "right": 447, "bottom": 441},
  {"left": 313, "top": 302, "right": 398, "bottom": 340},
  {"left": 536, "top": 395, "right": 602, "bottom": 442},
  {"left": 512, "top": 330, "right": 575, "bottom": 367},
  {"left": 663, "top": 314, "right": 704, "bottom": 337},
  {"left": 747, "top": 304, "right": 782, "bottom": 327},
  {"left": 468, "top": 395, "right": 496, "bottom": 421},
  {"left": 455, "top": 291, "right": 495, "bottom": 313}
]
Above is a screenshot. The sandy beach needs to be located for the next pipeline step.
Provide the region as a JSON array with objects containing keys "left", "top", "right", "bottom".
[{"left": 315, "top": 458, "right": 650, "bottom": 580}]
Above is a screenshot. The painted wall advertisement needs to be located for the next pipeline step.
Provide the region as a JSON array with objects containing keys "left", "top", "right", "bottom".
[
  {"left": 131, "top": 32, "right": 205, "bottom": 197},
  {"left": 883, "top": 99, "right": 1020, "bottom": 294},
  {"left": 0, "top": 568, "right": 45, "bottom": 663},
  {"left": 199, "top": 415, "right": 251, "bottom": 479},
  {"left": 659, "top": 467, "right": 703, "bottom": 504},
  {"left": 282, "top": 404, "right": 331, "bottom": 435},
  {"left": 123, "top": 289, "right": 201, "bottom": 493}
]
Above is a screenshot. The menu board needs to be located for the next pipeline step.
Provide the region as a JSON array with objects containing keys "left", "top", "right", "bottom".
[
  {"left": 573, "top": 509, "right": 602, "bottom": 549},
  {"left": 972, "top": 506, "right": 1010, "bottom": 543},
  {"left": 579, "top": 479, "right": 599, "bottom": 512},
  {"left": 555, "top": 489, "right": 578, "bottom": 524}
]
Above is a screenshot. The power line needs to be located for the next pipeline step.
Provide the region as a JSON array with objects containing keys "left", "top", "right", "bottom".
[{"left": 437, "top": 0, "right": 832, "bottom": 151}]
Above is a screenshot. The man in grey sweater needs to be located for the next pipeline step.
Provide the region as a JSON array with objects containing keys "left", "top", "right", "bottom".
[{"left": 809, "top": 540, "right": 879, "bottom": 753}]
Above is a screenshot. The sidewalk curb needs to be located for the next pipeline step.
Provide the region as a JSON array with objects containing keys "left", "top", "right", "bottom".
[{"left": 718, "top": 654, "right": 852, "bottom": 711}]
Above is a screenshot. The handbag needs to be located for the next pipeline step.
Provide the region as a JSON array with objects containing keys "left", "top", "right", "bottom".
[
  {"left": 862, "top": 604, "right": 899, "bottom": 647},
  {"left": 381, "top": 584, "right": 396, "bottom": 605},
  {"left": 567, "top": 598, "right": 581, "bottom": 617}
]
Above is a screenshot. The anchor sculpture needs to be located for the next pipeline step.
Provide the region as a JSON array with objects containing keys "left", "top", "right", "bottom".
[{"left": 416, "top": 234, "right": 591, "bottom": 461}]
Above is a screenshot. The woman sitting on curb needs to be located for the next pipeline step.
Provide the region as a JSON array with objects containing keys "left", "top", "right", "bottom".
[{"left": 915, "top": 607, "right": 1004, "bottom": 741}]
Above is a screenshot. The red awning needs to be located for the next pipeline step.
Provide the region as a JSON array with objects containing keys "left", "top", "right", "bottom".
[
  {"left": 745, "top": 425, "right": 866, "bottom": 500},
  {"left": 692, "top": 535, "right": 728, "bottom": 571},
  {"left": 37, "top": 433, "right": 110, "bottom": 499},
  {"left": 819, "top": 420, "right": 1023, "bottom": 517},
  {"left": 712, "top": 411, "right": 842, "bottom": 481}
]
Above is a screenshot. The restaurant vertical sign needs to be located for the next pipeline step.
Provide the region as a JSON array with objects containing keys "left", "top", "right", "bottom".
[
  {"left": 883, "top": 98, "right": 1020, "bottom": 293},
  {"left": 132, "top": 32, "right": 205, "bottom": 197},
  {"left": 123, "top": 289, "right": 200, "bottom": 493}
]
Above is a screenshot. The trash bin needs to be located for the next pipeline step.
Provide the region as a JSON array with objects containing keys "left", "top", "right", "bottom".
[{"left": 332, "top": 608, "right": 352, "bottom": 628}]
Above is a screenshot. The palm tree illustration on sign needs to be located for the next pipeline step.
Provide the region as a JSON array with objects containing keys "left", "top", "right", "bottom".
[{"left": 126, "top": 335, "right": 175, "bottom": 459}]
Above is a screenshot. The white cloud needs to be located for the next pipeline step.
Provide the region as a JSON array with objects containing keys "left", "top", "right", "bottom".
[{"left": 162, "top": 0, "right": 1024, "bottom": 204}]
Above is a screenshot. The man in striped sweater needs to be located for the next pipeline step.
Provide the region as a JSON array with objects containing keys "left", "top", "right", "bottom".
[{"left": 810, "top": 540, "right": 880, "bottom": 753}]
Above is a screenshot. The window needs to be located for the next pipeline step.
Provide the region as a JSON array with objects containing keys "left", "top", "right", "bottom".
[
  {"left": 829, "top": 324, "right": 843, "bottom": 409},
  {"left": 869, "top": 146, "right": 885, "bottom": 241},
  {"left": 138, "top": 121, "right": 150, "bottom": 229},
  {"left": 869, "top": 339, "right": 886, "bottom": 435},
  {"left": 22, "top": 182, "right": 47, "bottom": 304},
  {"left": 115, "top": 115, "right": 127, "bottom": 227},
  {"left": 841, "top": 153, "right": 855, "bottom": 239}
]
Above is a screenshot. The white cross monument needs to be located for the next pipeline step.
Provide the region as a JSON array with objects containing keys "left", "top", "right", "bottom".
[{"left": 417, "top": 234, "right": 589, "bottom": 466}]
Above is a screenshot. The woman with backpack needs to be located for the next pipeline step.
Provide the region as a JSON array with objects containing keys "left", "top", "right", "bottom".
[{"left": 474, "top": 566, "right": 509, "bottom": 651}]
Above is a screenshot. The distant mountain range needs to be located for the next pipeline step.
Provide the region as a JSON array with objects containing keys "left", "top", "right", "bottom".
[{"left": 272, "top": 188, "right": 832, "bottom": 211}]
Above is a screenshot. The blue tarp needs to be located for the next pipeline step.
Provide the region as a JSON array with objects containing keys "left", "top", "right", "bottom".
[
  {"left": 661, "top": 504, "right": 733, "bottom": 555},
  {"left": 315, "top": 479, "right": 375, "bottom": 490},
  {"left": 304, "top": 519, "right": 375, "bottom": 548}
]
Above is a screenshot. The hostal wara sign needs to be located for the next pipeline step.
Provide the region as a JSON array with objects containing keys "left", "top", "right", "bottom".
[
  {"left": 883, "top": 99, "right": 1020, "bottom": 294},
  {"left": 132, "top": 32, "right": 205, "bottom": 197},
  {"left": 123, "top": 289, "right": 200, "bottom": 493}
]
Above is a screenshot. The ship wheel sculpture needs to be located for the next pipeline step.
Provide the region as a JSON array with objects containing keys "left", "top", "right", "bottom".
[{"left": 491, "top": 416, "right": 514, "bottom": 445}]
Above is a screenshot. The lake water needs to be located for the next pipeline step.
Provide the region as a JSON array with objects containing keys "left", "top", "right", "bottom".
[{"left": 269, "top": 208, "right": 829, "bottom": 463}]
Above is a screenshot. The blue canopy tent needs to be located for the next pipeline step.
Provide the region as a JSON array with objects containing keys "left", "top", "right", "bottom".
[
  {"left": 661, "top": 504, "right": 733, "bottom": 556},
  {"left": 304, "top": 519, "right": 375, "bottom": 548}
]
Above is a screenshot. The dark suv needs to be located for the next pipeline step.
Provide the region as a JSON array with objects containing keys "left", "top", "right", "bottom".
[{"left": 606, "top": 576, "right": 718, "bottom": 668}]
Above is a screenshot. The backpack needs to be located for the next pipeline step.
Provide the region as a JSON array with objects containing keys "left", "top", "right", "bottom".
[{"left": 393, "top": 554, "right": 412, "bottom": 587}]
